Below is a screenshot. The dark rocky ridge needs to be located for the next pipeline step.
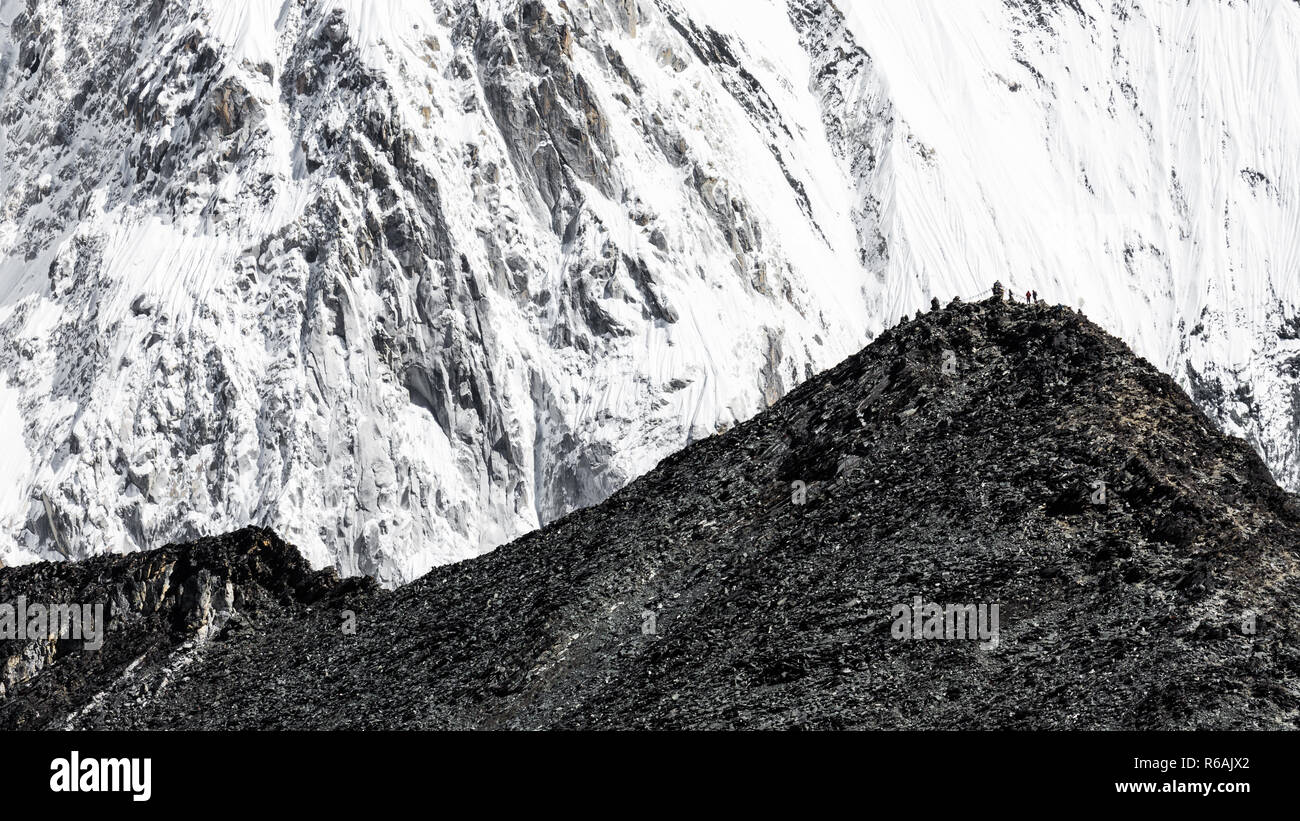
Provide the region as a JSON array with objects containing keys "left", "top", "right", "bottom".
[
  {"left": 3, "top": 297, "right": 1299, "bottom": 729},
  {"left": 0, "top": 529, "right": 373, "bottom": 728}
]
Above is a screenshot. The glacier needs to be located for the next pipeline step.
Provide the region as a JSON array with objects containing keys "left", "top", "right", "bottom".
[{"left": 0, "top": 0, "right": 1296, "bottom": 585}]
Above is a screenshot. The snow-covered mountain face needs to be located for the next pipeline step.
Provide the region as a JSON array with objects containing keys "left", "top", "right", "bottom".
[
  {"left": 0, "top": 0, "right": 875, "bottom": 584},
  {"left": 1, "top": 0, "right": 1296, "bottom": 584},
  {"left": 807, "top": 0, "right": 1300, "bottom": 497}
]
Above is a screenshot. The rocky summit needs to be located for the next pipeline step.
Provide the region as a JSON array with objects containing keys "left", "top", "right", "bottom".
[{"left": 2, "top": 297, "right": 1298, "bottom": 730}]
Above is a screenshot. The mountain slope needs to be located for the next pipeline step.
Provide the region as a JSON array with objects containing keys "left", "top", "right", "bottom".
[
  {"left": 4, "top": 297, "right": 1298, "bottom": 729},
  {"left": 2, "top": 0, "right": 1299, "bottom": 584}
]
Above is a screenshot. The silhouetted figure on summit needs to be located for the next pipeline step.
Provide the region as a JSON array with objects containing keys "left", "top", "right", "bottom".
[{"left": 992, "top": 280, "right": 1004, "bottom": 300}]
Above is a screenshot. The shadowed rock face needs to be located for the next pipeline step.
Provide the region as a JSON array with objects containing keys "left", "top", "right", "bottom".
[
  {"left": 0, "top": 527, "right": 374, "bottom": 728},
  {"left": 3, "top": 298, "right": 1299, "bottom": 729}
]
